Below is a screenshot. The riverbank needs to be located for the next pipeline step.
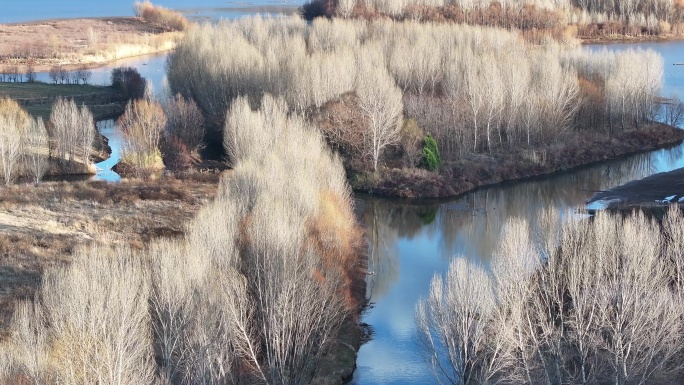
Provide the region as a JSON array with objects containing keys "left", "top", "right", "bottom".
[
  {"left": 588, "top": 165, "right": 684, "bottom": 212},
  {"left": 0, "top": 17, "right": 181, "bottom": 73},
  {"left": 353, "top": 123, "right": 684, "bottom": 199}
]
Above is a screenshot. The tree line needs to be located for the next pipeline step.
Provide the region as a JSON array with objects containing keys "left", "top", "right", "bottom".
[
  {"left": 167, "top": 17, "right": 664, "bottom": 171},
  {"left": 306, "top": 0, "right": 684, "bottom": 38}
]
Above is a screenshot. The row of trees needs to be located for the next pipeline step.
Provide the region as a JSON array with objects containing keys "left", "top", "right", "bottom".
[
  {"left": 417, "top": 208, "right": 684, "bottom": 384},
  {"left": 322, "top": 0, "right": 684, "bottom": 36},
  {"left": 0, "top": 98, "right": 95, "bottom": 185},
  {"left": 48, "top": 66, "right": 92, "bottom": 85},
  {"left": 168, "top": 17, "right": 663, "bottom": 169},
  {"left": 0, "top": 64, "right": 36, "bottom": 83},
  {"left": 0, "top": 94, "right": 363, "bottom": 385}
]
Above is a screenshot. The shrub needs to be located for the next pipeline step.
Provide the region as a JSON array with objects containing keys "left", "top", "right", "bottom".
[
  {"left": 134, "top": 1, "right": 189, "bottom": 31},
  {"left": 421, "top": 134, "right": 441, "bottom": 171},
  {"left": 399, "top": 118, "right": 424, "bottom": 167},
  {"left": 301, "top": 0, "right": 335, "bottom": 20},
  {"left": 164, "top": 94, "right": 205, "bottom": 154},
  {"left": 111, "top": 67, "right": 146, "bottom": 100},
  {"left": 117, "top": 99, "right": 167, "bottom": 174},
  {"left": 159, "top": 135, "right": 193, "bottom": 170}
]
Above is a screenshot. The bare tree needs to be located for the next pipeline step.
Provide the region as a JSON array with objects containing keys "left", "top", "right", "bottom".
[
  {"left": 417, "top": 257, "right": 506, "bottom": 385},
  {"left": 0, "top": 98, "right": 30, "bottom": 185},
  {"left": 23, "top": 117, "right": 49, "bottom": 183},
  {"left": 355, "top": 47, "right": 403, "bottom": 172}
]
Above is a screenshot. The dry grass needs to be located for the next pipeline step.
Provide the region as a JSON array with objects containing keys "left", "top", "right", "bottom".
[
  {"left": 134, "top": 1, "right": 189, "bottom": 32},
  {"left": 0, "top": 176, "right": 219, "bottom": 338},
  {"left": 0, "top": 18, "right": 182, "bottom": 72}
]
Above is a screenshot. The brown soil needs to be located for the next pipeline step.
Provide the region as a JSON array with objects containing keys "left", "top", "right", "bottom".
[
  {"left": 0, "top": 175, "right": 220, "bottom": 338},
  {"left": 355, "top": 123, "right": 684, "bottom": 199},
  {"left": 0, "top": 17, "right": 181, "bottom": 72}
]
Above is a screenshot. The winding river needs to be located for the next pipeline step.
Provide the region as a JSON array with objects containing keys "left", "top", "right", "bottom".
[{"left": 8, "top": 4, "right": 684, "bottom": 384}]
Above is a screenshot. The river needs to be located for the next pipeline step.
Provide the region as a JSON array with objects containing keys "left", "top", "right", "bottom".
[{"left": 8, "top": 5, "right": 684, "bottom": 383}]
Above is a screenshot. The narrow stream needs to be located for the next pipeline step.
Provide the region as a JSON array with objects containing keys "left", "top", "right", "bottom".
[{"left": 94, "top": 120, "right": 122, "bottom": 182}]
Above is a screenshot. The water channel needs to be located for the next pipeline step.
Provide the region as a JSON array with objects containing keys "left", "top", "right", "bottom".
[{"left": 7, "top": 4, "right": 684, "bottom": 383}]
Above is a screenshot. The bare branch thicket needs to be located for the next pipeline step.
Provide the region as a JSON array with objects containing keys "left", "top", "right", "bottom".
[
  {"left": 164, "top": 93, "right": 206, "bottom": 153},
  {"left": 22, "top": 117, "right": 49, "bottom": 183},
  {"left": 117, "top": 98, "right": 167, "bottom": 172},
  {"left": 0, "top": 98, "right": 30, "bottom": 185},
  {"left": 419, "top": 209, "right": 684, "bottom": 385}
]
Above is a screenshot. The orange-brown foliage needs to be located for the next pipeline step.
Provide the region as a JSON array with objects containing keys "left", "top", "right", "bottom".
[{"left": 307, "top": 189, "right": 366, "bottom": 315}]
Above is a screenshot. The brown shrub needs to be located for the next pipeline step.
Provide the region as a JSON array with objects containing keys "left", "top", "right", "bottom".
[
  {"left": 159, "top": 135, "right": 193, "bottom": 171},
  {"left": 134, "top": 1, "right": 189, "bottom": 31}
]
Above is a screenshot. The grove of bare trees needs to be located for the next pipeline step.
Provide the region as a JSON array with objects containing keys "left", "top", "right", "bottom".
[
  {"left": 417, "top": 208, "right": 684, "bottom": 385},
  {"left": 0, "top": 93, "right": 364, "bottom": 385},
  {"left": 168, "top": 17, "right": 664, "bottom": 170},
  {"left": 316, "top": 0, "right": 684, "bottom": 38},
  {"left": 0, "top": 97, "right": 96, "bottom": 184},
  {"left": 49, "top": 97, "right": 95, "bottom": 170}
]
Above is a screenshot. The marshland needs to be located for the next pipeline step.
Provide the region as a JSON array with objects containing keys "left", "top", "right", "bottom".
[{"left": 0, "top": 1, "right": 683, "bottom": 385}]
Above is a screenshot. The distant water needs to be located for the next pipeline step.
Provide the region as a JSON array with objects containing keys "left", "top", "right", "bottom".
[{"left": 1, "top": 0, "right": 301, "bottom": 23}]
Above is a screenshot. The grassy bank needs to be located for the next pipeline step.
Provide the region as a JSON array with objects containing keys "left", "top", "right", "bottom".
[
  {"left": 0, "top": 81, "right": 127, "bottom": 121},
  {"left": 354, "top": 123, "right": 684, "bottom": 198}
]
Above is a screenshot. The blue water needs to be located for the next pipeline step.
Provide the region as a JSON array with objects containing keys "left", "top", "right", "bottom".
[{"left": 0, "top": 0, "right": 300, "bottom": 23}]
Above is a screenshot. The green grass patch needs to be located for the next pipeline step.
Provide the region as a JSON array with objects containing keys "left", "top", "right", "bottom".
[
  {"left": 0, "top": 82, "right": 127, "bottom": 120},
  {"left": 0, "top": 82, "right": 111, "bottom": 100}
]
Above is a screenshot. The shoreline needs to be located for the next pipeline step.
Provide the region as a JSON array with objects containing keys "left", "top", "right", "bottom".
[{"left": 354, "top": 123, "right": 684, "bottom": 200}]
